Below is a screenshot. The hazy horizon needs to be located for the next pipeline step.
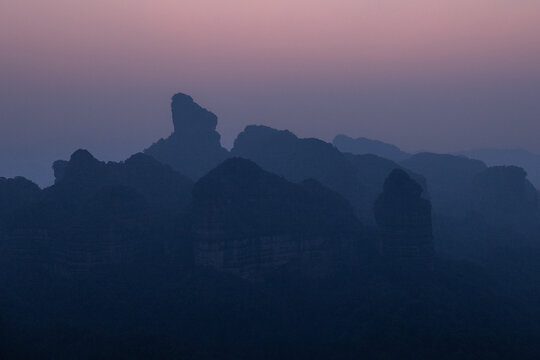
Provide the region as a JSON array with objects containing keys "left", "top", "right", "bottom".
[{"left": 2, "top": 0, "right": 540, "bottom": 186}]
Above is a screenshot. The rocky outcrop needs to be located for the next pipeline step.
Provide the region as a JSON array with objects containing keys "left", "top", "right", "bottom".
[
  {"left": 231, "top": 125, "right": 428, "bottom": 223},
  {"left": 333, "top": 134, "right": 410, "bottom": 161},
  {"left": 400, "top": 154, "right": 540, "bottom": 262},
  {"left": 45, "top": 151, "right": 194, "bottom": 273},
  {"left": 343, "top": 153, "right": 427, "bottom": 221},
  {"left": 191, "top": 157, "right": 368, "bottom": 278},
  {"left": 374, "top": 169, "right": 434, "bottom": 259},
  {"left": 49, "top": 149, "right": 193, "bottom": 210},
  {"left": 231, "top": 125, "right": 369, "bottom": 219},
  {"left": 145, "top": 93, "right": 229, "bottom": 180},
  {"left": 2, "top": 150, "right": 194, "bottom": 275}
]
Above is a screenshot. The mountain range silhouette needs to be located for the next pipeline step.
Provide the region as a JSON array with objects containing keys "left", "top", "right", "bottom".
[{"left": 1, "top": 92, "right": 540, "bottom": 359}]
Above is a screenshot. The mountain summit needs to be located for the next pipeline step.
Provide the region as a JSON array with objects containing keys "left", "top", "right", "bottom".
[
  {"left": 145, "top": 93, "right": 229, "bottom": 180},
  {"left": 333, "top": 134, "right": 410, "bottom": 161}
]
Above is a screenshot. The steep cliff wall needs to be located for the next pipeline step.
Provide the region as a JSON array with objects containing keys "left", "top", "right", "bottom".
[
  {"left": 145, "top": 93, "right": 229, "bottom": 180},
  {"left": 374, "top": 169, "right": 434, "bottom": 259},
  {"left": 191, "top": 158, "right": 367, "bottom": 278}
]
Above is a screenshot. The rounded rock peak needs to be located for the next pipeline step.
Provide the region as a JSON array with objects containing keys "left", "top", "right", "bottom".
[
  {"left": 171, "top": 92, "right": 218, "bottom": 134},
  {"left": 171, "top": 92, "right": 194, "bottom": 103},
  {"left": 383, "top": 169, "right": 423, "bottom": 199},
  {"left": 69, "top": 149, "right": 98, "bottom": 164}
]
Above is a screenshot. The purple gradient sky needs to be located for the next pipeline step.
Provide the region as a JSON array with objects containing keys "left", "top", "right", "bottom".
[{"left": 1, "top": 0, "right": 540, "bottom": 186}]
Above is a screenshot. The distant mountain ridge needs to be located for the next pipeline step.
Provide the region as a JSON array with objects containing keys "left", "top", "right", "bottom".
[
  {"left": 3, "top": 91, "right": 540, "bottom": 358},
  {"left": 232, "top": 125, "right": 368, "bottom": 217},
  {"left": 50, "top": 149, "right": 193, "bottom": 210},
  {"left": 459, "top": 148, "right": 540, "bottom": 189},
  {"left": 333, "top": 134, "right": 411, "bottom": 161}
]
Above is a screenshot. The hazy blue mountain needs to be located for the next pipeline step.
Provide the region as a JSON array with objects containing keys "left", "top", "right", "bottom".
[
  {"left": 374, "top": 169, "right": 434, "bottom": 259},
  {"left": 145, "top": 93, "right": 229, "bottom": 180},
  {"left": 400, "top": 152, "right": 487, "bottom": 215},
  {"left": 5, "top": 92, "right": 540, "bottom": 359},
  {"left": 232, "top": 126, "right": 428, "bottom": 222},
  {"left": 333, "top": 134, "right": 411, "bottom": 161},
  {"left": 400, "top": 152, "right": 540, "bottom": 265},
  {"left": 471, "top": 165, "right": 538, "bottom": 225},
  {"left": 460, "top": 148, "right": 540, "bottom": 189},
  {"left": 232, "top": 125, "right": 369, "bottom": 218},
  {"left": 50, "top": 149, "right": 193, "bottom": 210},
  {"left": 0, "top": 149, "right": 195, "bottom": 275},
  {"left": 192, "top": 157, "right": 360, "bottom": 238},
  {"left": 191, "top": 157, "right": 368, "bottom": 278},
  {"left": 343, "top": 153, "right": 427, "bottom": 204}
]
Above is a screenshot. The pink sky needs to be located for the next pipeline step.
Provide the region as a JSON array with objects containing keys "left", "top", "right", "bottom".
[
  {"left": 1, "top": 0, "right": 540, "bottom": 185},
  {"left": 3, "top": 1, "right": 540, "bottom": 81}
]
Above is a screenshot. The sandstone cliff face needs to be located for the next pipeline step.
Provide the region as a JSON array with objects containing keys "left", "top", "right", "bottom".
[
  {"left": 145, "top": 93, "right": 229, "bottom": 180},
  {"left": 374, "top": 169, "right": 434, "bottom": 259},
  {"left": 195, "top": 235, "right": 331, "bottom": 279},
  {"left": 191, "top": 158, "right": 367, "bottom": 278}
]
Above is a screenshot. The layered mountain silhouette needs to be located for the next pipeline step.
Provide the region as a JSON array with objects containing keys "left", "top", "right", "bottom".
[
  {"left": 231, "top": 125, "right": 430, "bottom": 222},
  {"left": 374, "top": 169, "right": 434, "bottom": 259},
  {"left": 472, "top": 166, "right": 538, "bottom": 223},
  {"left": 399, "top": 152, "right": 539, "bottom": 225},
  {"left": 3, "top": 92, "right": 540, "bottom": 359},
  {"left": 460, "top": 148, "right": 540, "bottom": 189},
  {"left": 145, "top": 93, "right": 229, "bottom": 180},
  {"left": 232, "top": 125, "right": 368, "bottom": 215},
  {"left": 400, "top": 152, "right": 487, "bottom": 215},
  {"left": 1, "top": 150, "right": 194, "bottom": 275},
  {"left": 50, "top": 149, "right": 193, "bottom": 210},
  {"left": 333, "top": 134, "right": 411, "bottom": 161},
  {"left": 191, "top": 157, "right": 367, "bottom": 278},
  {"left": 343, "top": 153, "right": 427, "bottom": 214},
  {"left": 398, "top": 152, "right": 540, "bottom": 264}
]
